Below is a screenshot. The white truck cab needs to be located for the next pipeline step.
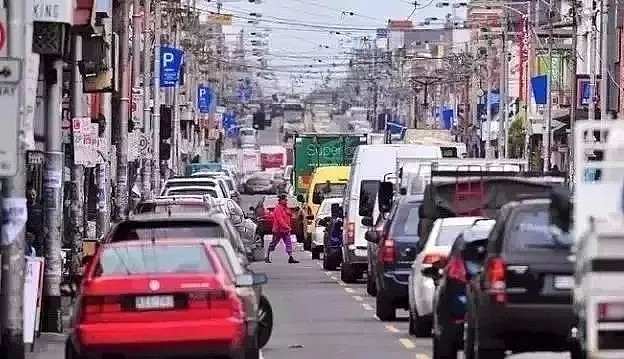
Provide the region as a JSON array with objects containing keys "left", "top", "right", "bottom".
[{"left": 573, "top": 120, "right": 624, "bottom": 359}]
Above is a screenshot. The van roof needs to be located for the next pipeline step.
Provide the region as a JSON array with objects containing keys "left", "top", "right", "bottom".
[{"left": 312, "top": 166, "right": 350, "bottom": 176}]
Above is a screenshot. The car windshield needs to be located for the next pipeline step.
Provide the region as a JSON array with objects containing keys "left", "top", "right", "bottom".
[
  {"left": 210, "top": 245, "right": 238, "bottom": 279},
  {"left": 112, "top": 222, "right": 225, "bottom": 242},
  {"left": 167, "top": 188, "right": 218, "bottom": 197},
  {"left": 136, "top": 203, "right": 207, "bottom": 214},
  {"left": 97, "top": 243, "right": 214, "bottom": 276},
  {"left": 313, "top": 183, "right": 346, "bottom": 198},
  {"left": 508, "top": 209, "right": 573, "bottom": 250},
  {"left": 437, "top": 223, "right": 476, "bottom": 246},
  {"left": 390, "top": 201, "right": 421, "bottom": 239}
]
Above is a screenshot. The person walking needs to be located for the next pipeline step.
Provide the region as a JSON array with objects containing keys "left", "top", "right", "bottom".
[{"left": 265, "top": 194, "right": 299, "bottom": 264}]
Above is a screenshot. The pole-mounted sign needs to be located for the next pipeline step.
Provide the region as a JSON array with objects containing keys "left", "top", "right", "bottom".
[
  {"left": 159, "top": 46, "right": 184, "bottom": 88},
  {"left": 0, "top": 58, "right": 21, "bottom": 177},
  {"left": 197, "top": 85, "right": 214, "bottom": 114}
]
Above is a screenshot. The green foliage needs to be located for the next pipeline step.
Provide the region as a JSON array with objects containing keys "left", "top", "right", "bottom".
[{"left": 507, "top": 112, "right": 526, "bottom": 158}]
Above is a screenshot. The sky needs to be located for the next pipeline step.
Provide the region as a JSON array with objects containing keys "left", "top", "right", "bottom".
[{"left": 196, "top": 0, "right": 460, "bottom": 95}]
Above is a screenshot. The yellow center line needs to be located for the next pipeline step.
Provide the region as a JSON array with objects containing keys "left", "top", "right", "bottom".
[
  {"left": 352, "top": 295, "right": 363, "bottom": 301},
  {"left": 399, "top": 338, "right": 416, "bottom": 349},
  {"left": 385, "top": 324, "right": 400, "bottom": 333}
]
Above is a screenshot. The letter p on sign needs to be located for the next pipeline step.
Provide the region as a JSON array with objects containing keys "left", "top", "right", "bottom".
[
  {"left": 163, "top": 52, "right": 174, "bottom": 67},
  {"left": 199, "top": 88, "right": 206, "bottom": 97}
]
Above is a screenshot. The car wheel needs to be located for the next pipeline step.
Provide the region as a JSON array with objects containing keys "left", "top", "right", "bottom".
[
  {"left": 64, "top": 339, "right": 85, "bottom": 359},
  {"left": 433, "top": 335, "right": 457, "bottom": 359},
  {"left": 303, "top": 234, "right": 312, "bottom": 251},
  {"left": 256, "top": 295, "right": 274, "bottom": 349},
  {"left": 340, "top": 262, "right": 358, "bottom": 283},
  {"left": 366, "top": 274, "right": 377, "bottom": 296},
  {"left": 311, "top": 246, "right": 321, "bottom": 260},
  {"left": 410, "top": 309, "right": 432, "bottom": 338},
  {"left": 323, "top": 251, "right": 337, "bottom": 270},
  {"left": 375, "top": 291, "right": 396, "bottom": 321}
]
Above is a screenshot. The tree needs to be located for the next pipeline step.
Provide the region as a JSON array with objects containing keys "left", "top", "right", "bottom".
[{"left": 507, "top": 112, "right": 526, "bottom": 158}]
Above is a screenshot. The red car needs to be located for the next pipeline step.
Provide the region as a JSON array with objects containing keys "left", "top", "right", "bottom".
[
  {"left": 252, "top": 195, "right": 299, "bottom": 236},
  {"left": 66, "top": 239, "right": 252, "bottom": 359}
]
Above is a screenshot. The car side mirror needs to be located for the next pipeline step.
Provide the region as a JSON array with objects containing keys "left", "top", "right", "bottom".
[
  {"left": 365, "top": 230, "right": 379, "bottom": 243},
  {"left": 236, "top": 273, "right": 268, "bottom": 287},
  {"left": 421, "top": 266, "right": 442, "bottom": 280},
  {"left": 361, "top": 216, "right": 374, "bottom": 227}
]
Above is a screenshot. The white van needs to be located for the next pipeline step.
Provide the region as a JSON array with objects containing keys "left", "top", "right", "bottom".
[
  {"left": 340, "top": 144, "right": 442, "bottom": 283},
  {"left": 161, "top": 177, "right": 228, "bottom": 198}
]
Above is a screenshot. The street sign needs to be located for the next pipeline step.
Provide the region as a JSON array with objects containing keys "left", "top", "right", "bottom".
[
  {"left": 0, "top": 58, "right": 21, "bottom": 177},
  {"left": 197, "top": 85, "right": 213, "bottom": 114},
  {"left": 131, "top": 88, "right": 144, "bottom": 129},
  {"left": 0, "top": 9, "right": 7, "bottom": 57},
  {"left": 138, "top": 134, "right": 150, "bottom": 156},
  {"left": 159, "top": 46, "right": 184, "bottom": 88}
]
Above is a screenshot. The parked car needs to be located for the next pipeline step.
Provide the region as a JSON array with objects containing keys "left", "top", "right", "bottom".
[
  {"left": 162, "top": 177, "right": 228, "bottom": 198},
  {"left": 244, "top": 172, "right": 276, "bottom": 194},
  {"left": 206, "top": 237, "right": 273, "bottom": 350},
  {"left": 462, "top": 198, "right": 580, "bottom": 359},
  {"left": 162, "top": 186, "right": 220, "bottom": 198},
  {"left": 251, "top": 195, "right": 299, "bottom": 238},
  {"left": 67, "top": 239, "right": 261, "bottom": 359},
  {"left": 365, "top": 195, "right": 423, "bottom": 321},
  {"left": 408, "top": 216, "right": 485, "bottom": 337},
  {"left": 421, "top": 219, "right": 495, "bottom": 358},
  {"left": 310, "top": 197, "right": 343, "bottom": 260}
]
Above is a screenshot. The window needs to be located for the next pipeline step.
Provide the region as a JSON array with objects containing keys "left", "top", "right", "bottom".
[
  {"left": 440, "top": 146, "right": 458, "bottom": 158},
  {"left": 313, "top": 183, "right": 346, "bottom": 198},
  {"left": 211, "top": 245, "right": 236, "bottom": 279},
  {"left": 390, "top": 202, "right": 421, "bottom": 238},
  {"left": 436, "top": 223, "right": 474, "bottom": 246},
  {"left": 112, "top": 222, "right": 225, "bottom": 242},
  {"left": 98, "top": 244, "right": 214, "bottom": 276},
  {"left": 138, "top": 204, "right": 208, "bottom": 214},
  {"left": 358, "top": 180, "right": 380, "bottom": 217},
  {"left": 167, "top": 188, "right": 218, "bottom": 197},
  {"left": 165, "top": 180, "right": 217, "bottom": 189},
  {"left": 507, "top": 208, "right": 572, "bottom": 250}
]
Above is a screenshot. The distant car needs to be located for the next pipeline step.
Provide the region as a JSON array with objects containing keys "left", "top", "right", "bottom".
[
  {"left": 310, "top": 197, "right": 343, "bottom": 260},
  {"left": 408, "top": 216, "right": 485, "bottom": 337},
  {"left": 162, "top": 177, "right": 228, "bottom": 198},
  {"left": 239, "top": 127, "right": 257, "bottom": 147},
  {"left": 244, "top": 172, "right": 276, "bottom": 194},
  {"left": 162, "top": 186, "right": 220, "bottom": 198},
  {"left": 67, "top": 238, "right": 260, "bottom": 359}
]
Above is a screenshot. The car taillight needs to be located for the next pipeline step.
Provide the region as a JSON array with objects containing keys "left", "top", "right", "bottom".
[
  {"left": 598, "top": 302, "right": 624, "bottom": 322},
  {"left": 487, "top": 257, "right": 507, "bottom": 304},
  {"left": 379, "top": 236, "right": 396, "bottom": 264},
  {"left": 422, "top": 253, "right": 446, "bottom": 266},
  {"left": 346, "top": 222, "right": 355, "bottom": 244},
  {"left": 446, "top": 256, "right": 467, "bottom": 283},
  {"left": 82, "top": 295, "right": 122, "bottom": 320},
  {"left": 188, "top": 290, "right": 244, "bottom": 318}
]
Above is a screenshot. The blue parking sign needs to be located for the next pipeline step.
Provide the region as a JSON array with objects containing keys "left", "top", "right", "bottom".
[
  {"left": 160, "top": 46, "right": 184, "bottom": 88},
  {"left": 197, "top": 85, "right": 213, "bottom": 114}
]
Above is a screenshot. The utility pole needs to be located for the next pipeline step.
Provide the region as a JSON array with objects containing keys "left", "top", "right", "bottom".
[
  {"left": 599, "top": 0, "right": 609, "bottom": 122},
  {"left": 142, "top": 0, "right": 152, "bottom": 198},
  {"left": 568, "top": 0, "right": 578, "bottom": 184},
  {"left": 96, "top": 19, "right": 113, "bottom": 237},
  {"left": 172, "top": 22, "right": 181, "bottom": 175},
  {"left": 131, "top": 0, "right": 142, "bottom": 196},
  {"left": 588, "top": 0, "right": 597, "bottom": 122},
  {"left": 544, "top": 1, "right": 554, "bottom": 172},
  {"left": 485, "top": 38, "right": 493, "bottom": 159},
  {"left": 114, "top": 0, "right": 131, "bottom": 220},
  {"left": 524, "top": 4, "right": 534, "bottom": 162},
  {"left": 70, "top": 35, "right": 85, "bottom": 278},
  {"left": 499, "top": 18, "right": 508, "bottom": 158},
  {"left": 0, "top": 0, "right": 28, "bottom": 356},
  {"left": 152, "top": 0, "right": 162, "bottom": 195}
]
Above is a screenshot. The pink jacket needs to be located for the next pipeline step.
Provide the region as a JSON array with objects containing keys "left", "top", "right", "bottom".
[{"left": 272, "top": 203, "right": 292, "bottom": 233}]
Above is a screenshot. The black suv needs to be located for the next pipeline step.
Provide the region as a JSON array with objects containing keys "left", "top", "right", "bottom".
[
  {"left": 463, "top": 198, "right": 581, "bottom": 359},
  {"left": 366, "top": 195, "right": 422, "bottom": 321}
]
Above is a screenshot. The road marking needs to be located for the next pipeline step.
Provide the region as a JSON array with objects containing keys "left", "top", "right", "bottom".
[
  {"left": 344, "top": 287, "right": 355, "bottom": 294},
  {"left": 352, "top": 295, "right": 363, "bottom": 302},
  {"left": 399, "top": 338, "right": 416, "bottom": 349},
  {"left": 385, "top": 324, "right": 400, "bottom": 333},
  {"left": 415, "top": 355, "right": 431, "bottom": 359},
  {"left": 361, "top": 303, "right": 373, "bottom": 311},
  {"left": 374, "top": 315, "right": 380, "bottom": 321},
  {"left": 337, "top": 281, "right": 345, "bottom": 286}
]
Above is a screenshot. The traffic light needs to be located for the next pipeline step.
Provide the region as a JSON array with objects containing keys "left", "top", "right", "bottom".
[{"left": 159, "top": 105, "right": 172, "bottom": 160}]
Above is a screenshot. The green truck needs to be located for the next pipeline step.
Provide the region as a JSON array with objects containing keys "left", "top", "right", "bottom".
[{"left": 293, "top": 133, "right": 368, "bottom": 196}]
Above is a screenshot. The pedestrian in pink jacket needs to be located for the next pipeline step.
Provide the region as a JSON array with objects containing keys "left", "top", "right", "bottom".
[{"left": 265, "top": 194, "right": 299, "bottom": 264}]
